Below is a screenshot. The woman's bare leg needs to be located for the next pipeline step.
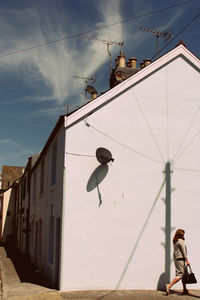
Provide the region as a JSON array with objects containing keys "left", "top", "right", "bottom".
[
  {"left": 182, "top": 281, "right": 189, "bottom": 295},
  {"left": 166, "top": 277, "right": 181, "bottom": 295}
]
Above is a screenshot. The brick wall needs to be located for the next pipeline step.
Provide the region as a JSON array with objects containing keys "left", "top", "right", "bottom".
[{"left": 1, "top": 166, "right": 24, "bottom": 191}]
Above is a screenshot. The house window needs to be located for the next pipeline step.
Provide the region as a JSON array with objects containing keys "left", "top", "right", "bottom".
[
  {"left": 38, "top": 219, "right": 42, "bottom": 257},
  {"left": 31, "top": 221, "right": 35, "bottom": 252},
  {"left": 40, "top": 160, "right": 45, "bottom": 194},
  {"left": 22, "top": 177, "right": 26, "bottom": 199},
  {"left": 51, "top": 142, "right": 57, "bottom": 186},
  {"left": 48, "top": 216, "right": 54, "bottom": 264},
  {"left": 32, "top": 172, "right": 36, "bottom": 201},
  {"left": 24, "top": 177, "right": 26, "bottom": 197}
]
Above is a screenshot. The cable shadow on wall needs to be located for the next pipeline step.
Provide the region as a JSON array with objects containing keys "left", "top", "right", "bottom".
[
  {"left": 86, "top": 164, "right": 109, "bottom": 207},
  {"left": 115, "top": 179, "right": 165, "bottom": 290}
]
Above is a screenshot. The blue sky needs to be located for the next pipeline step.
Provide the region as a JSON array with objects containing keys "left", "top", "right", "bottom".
[{"left": 0, "top": 0, "right": 199, "bottom": 168}]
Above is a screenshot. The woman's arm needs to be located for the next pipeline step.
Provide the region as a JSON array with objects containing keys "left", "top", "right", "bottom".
[
  {"left": 185, "top": 257, "right": 190, "bottom": 265},
  {"left": 179, "top": 239, "right": 190, "bottom": 265}
]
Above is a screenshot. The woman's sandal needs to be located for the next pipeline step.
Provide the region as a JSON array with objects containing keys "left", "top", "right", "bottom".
[
  {"left": 165, "top": 284, "right": 170, "bottom": 295},
  {"left": 182, "top": 290, "right": 191, "bottom": 295}
]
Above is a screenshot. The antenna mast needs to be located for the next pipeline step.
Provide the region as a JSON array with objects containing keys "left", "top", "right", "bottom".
[
  {"left": 61, "top": 105, "right": 81, "bottom": 115},
  {"left": 79, "top": 35, "right": 124, "bottom": 74},
  {"left": 73, "top": 75, "right": 95, "bottom": 103},
  {"left": 140, "top": 27, "right": 172, "bottom": 58}
]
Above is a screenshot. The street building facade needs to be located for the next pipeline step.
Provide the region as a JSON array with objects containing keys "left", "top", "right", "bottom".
[{"left": 0, "top": 43, "right": 200, "bottom": 292}]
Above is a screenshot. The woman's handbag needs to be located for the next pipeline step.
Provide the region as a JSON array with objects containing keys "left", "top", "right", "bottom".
[{"left": 182, "top": 265, "right": 197, "bottom": 284}]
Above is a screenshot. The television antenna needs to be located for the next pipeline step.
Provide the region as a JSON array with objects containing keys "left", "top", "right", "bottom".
[
  {"left": 61, "top": 104, "right": 81, "bottom": 115},
  {"left": 140, "top": 27, "right": 172, "bottom": 58},
  {"left": 73, "top": 75, "right": 95, "bottom": 103},
  {"left": 79, "top": 35, "right": 124, "bottom": 74}
]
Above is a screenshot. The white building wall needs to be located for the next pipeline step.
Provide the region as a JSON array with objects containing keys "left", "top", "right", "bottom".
[
  {"left": 0, "top": 172, "right": 2, "bottom": 189},
  {"left": 29, "top": 125, "right": 65, "bottom": 287},
  {"left": 19, "top": 174, "right": 29, "bottom": 255},
  {"left": 60, "top": 56, "right": 200, "bottom": 290},
  {"left": 1, "top": 188, "right": 15, "bottom": 242}
]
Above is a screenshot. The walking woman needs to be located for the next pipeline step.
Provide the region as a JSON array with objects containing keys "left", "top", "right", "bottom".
[{"left": 165, "top": 229, "right": 190, "bottom": 295}]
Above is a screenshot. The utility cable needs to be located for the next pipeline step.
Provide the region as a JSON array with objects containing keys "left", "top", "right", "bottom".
[
  {"left": 174, "top": 167, "right": 200, "bottom": 173},
  {"left": 85, "top": 121, "right": 164, "bottom": 165},
  {"left": 0, "top": 0, "right": 197, "bottom": 59},
  {"left": 131, "top": 89, "right": 165, "bottom": 163},
  {"left": 151, "top": 11, "right": 200, "bottom": 60},
  {"left": 66, "top": 152, "right": 95, "bottom": 158},
  {"left": 173, "top": 105, "right": 200, "bottom": 161},
  {"left": 174, "top": 126, "right": 200, "bottom": 163}
]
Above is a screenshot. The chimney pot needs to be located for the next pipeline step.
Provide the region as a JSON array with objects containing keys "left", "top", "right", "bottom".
[
  {"left": 143, "top": 59, "right": 151, "bottom": 67},
  {"left": 140, "top": 62, "right": 145, "bottom": 69},
  {"left": 126, "top": 61, "right": 131, "bottom": 68},
  {"left": 115, "top": 58, "right": 119, "bottom": 67},
  {"left": 129, "top": 57, "right": 137, "bottom": 69},
  {"left": 118, "top": 50, "right": 126, "bottom": 68},
  {"left": 91, "top": 91, "right": 98, "bottom": 100}
]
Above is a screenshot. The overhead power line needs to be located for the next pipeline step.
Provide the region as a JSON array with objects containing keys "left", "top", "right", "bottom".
[
  {"left": 85, "top": 121, "right": 164, "bottom": 165},
  {"left": 151, "top": 11, "right": 200, "bottom": 60},
  {"left": 131, "top": 89, "right": 165, "bottom": 163},
  {"left": 0, "top": 0, "right": 197, "bottom": 59}
]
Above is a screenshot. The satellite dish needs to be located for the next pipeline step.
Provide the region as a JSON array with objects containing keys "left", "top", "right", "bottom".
[
  {"left": 85, "top": 85, "right": 97, "bottom": 94},
  {"left": 96, "top": 147, "right": 114, "bottom": 164}
]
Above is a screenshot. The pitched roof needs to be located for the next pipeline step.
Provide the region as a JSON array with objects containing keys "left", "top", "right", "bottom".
[
  {"left": 30, "top": 115, "right": 65, "bottom": 173},
  {"left": 27, "top": 43, "right": 199, "bottom": 173},
  {"left": 65, "top": 43, "right": 200, "bottom": 129}
]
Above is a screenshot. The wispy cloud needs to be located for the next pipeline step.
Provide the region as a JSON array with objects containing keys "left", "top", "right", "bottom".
[
  {"left": 0, "top": 95, "right": 53, "bottom": 105},
  {"left": 0, "top": 139, "right": 11, "bottom": 144},
  {"left": 0, "top": 0, "right": 186, "bottom": 113},
  {"left": 0, "top": 138, "right": 38, "bottom": 166},
  {"left": 81, "top": 0, "right": 124, "bottom": 75},
  {"left": 0, "top": 0, "right": 124, "bottom": 109},
  {"left": 31, "top": 106, "right": 67, "bottom": 117}
]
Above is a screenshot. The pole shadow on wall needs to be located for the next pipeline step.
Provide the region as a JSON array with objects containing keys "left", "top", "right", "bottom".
[
  {"left": 157, "top": 161, "right": 174, "bottom": 291},
  {"left": 115, "top": 162, "right": 173, "bottom": 291},
  {"left": 86, "top": 148, "right": 114, "bottom": 207}
]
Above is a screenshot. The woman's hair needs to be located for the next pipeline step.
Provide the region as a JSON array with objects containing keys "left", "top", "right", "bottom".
[{"left": 173, "top": 229, "right": 185, "bottom": 243}]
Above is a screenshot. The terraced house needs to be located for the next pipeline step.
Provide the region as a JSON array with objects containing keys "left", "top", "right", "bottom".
[{"left": 1, "top": 42, "right": 200, "bottom": 291}]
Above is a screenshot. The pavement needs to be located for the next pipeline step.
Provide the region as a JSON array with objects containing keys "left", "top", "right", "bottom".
[{"left": 1, "top": 247, "right": 200, "bottom": 300}]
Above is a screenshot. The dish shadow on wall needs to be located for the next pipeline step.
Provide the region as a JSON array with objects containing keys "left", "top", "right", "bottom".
[{"left": 86, "top": 164, "right": 109, "bottom": 207}]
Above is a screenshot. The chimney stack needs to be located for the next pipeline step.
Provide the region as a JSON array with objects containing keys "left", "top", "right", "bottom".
[{"left": 118, "top": 50, "right": 126, "bottom": 68}]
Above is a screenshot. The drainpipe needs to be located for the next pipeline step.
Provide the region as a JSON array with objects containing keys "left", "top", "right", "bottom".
[
  {"left": 165, "top": 161, "right": 171, "bottom": 283},
  {"left": 26, "top": 159, "right": 31, "bottom": 257},
  {"left": 0, "top": 193, "right": 4, "bottom": 240},
  {"left": 60, "top": 118, "right": 68, "bottom": 290}
]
